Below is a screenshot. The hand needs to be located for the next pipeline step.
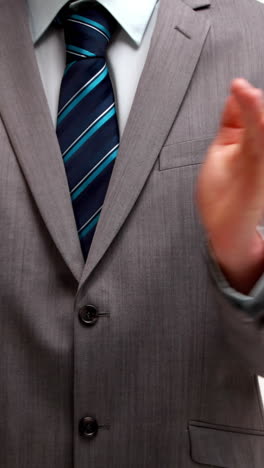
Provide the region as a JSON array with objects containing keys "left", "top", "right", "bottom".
[{"left": 197, "top": 79, "right": 264, "bottom": 294}]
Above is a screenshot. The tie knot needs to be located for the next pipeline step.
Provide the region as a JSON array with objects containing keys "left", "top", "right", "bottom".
[{"left": 63, "top": 3, "right": 117, "bottom": 62}]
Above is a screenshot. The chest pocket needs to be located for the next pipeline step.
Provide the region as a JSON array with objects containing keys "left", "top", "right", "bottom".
[
  {"left": 159, "top": 136, "right": 214, "bottom": 171},
  {"left": 189, "top": 420, "right": 264, "bottom": 467}
]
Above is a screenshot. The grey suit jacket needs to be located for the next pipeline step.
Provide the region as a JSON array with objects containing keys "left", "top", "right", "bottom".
[{"left": 1, "top": 0, "right": 264, "bottom": 466}]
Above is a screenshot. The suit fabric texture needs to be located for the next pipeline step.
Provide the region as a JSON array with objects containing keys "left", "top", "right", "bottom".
[{"left": 1, "top": 0, "right": 264, "bottom": 467}]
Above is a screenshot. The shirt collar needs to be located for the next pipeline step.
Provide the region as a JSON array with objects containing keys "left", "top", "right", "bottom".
[{"left": 27, "top": 0, "right": 157, "bottom": 46}]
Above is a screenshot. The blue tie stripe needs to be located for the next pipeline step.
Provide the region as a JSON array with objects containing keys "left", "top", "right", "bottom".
[
  {"left": 63, "top": 106, "right": 116, "bottom": 163},
  {"left": 57, "top": 65, "right": 108, "bottom": 125},
  {"left": 66, "top": 44, "right": 95, "bottom": 57},
  {"left": 71, "top": 147, "right": 119, "bottom": 200},
  {"left": 72, "top": 155, "right": 116, "bottom": 231},
  {"left": 70, "top": 14, "right": 111, "bottom": 39},
  {"left": 58, "top": 59, "right": 104, "bottom": 111},
  {"left": 79, "top": 212, "right": 101, "bottom": 239},
  {"left": 57, "top": 5, "right": 119, "bottom": 259},
  {"left": 65, "top": 127, "right": 119, "bottom": 189},
  {"left": 64, "top": 61, "right": 76, "bottom": 75},
  {"left": 58, "top": 91, "right": 115, "bottom": 160}
]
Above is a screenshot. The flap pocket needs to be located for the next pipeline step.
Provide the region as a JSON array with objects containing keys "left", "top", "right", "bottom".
[
  {"left": 189, "top": 420, "right": 264, "bottom": 467},
  {"left": 159, "top": 137, "right": 213, "bottom": 171}
]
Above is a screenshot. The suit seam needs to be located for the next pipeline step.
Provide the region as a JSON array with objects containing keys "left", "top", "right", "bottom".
[
  {"left": 162, "top": 134, "right": 215, "bottom": 148},
  {"left": 159, "top": 161, "right": 202, "bottom": 171},
  {"left": 189, "top": 420, "right": 264, "bottom": 436}
]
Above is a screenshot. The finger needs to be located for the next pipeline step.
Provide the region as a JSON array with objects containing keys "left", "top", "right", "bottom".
[
  {"left": 215, "top": 93, "right": 244, "bottom": 147},
  {"left": 220, "top": 93, "right": 243, "bottom": 130},
  {"left": 231, "top": 80, "right": 264, "bottom": 161},
  {"left": 231, "top": 79, "right": 264, "bottom": 150}
]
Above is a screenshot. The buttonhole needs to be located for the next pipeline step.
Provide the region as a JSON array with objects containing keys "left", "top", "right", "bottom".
[
  {"left": 174, "top": 26, "right": 191, "bottom": 40},
  {"left": 99, "top": 424, "right": 111, "bottom": 430}
]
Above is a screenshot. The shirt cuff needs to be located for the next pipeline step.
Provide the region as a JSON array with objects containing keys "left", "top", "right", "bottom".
[{"left": 204, "top": 239, "right": 264, "bottom": 318}]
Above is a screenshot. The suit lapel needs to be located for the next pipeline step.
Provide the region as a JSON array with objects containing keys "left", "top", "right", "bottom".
[
  {"left": 79, "top": 0, "right": 211, "bottom": 285},
  {"left": 0, "top": 0, "right": 84, "bottom": 281},
  {"left": 0, "top": 0, "right": 211, "bottom": 285}
]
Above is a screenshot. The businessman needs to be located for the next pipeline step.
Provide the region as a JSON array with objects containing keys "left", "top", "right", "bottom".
[{"left": 1, "top": 0, "right": 264, "bottom": 466}]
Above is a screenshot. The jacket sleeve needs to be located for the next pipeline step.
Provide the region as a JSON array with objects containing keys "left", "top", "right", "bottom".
[{"left": 205, "top": 242, "right": 264, "bottom": 377}]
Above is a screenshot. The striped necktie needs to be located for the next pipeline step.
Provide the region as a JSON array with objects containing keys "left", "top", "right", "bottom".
[{"left": 56, "top": 3, "right": 119, "bottom": 260}]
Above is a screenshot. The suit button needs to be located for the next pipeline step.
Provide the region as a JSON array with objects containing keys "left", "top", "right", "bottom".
[
  {"left": 79, "top": 305, "right": 98, "bottom": 326},
  {"left": 79, "top": 416, "right": 99, "bottom": 439}
]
